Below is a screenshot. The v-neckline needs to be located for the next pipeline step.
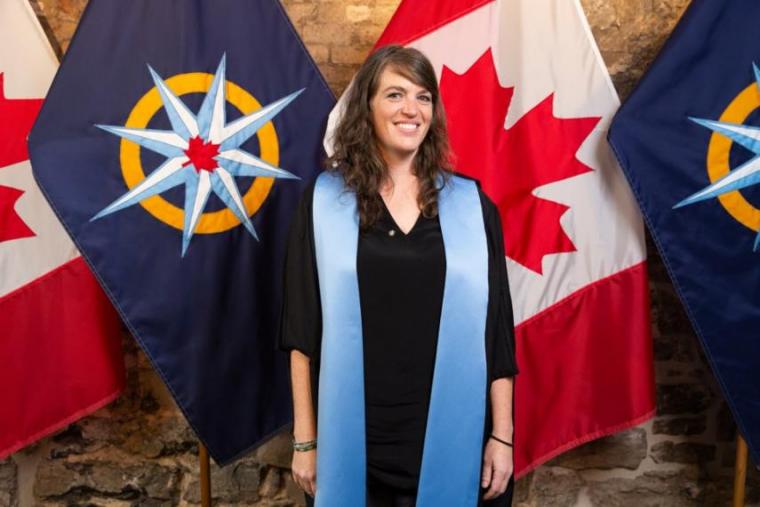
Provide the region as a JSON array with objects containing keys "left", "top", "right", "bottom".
[{"left": 380, "top": 197, "right": 421, "bottom": 237}]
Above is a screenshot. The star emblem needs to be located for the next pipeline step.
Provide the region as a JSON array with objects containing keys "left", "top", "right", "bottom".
[
  {"left": 675, "top": 63, "right": 760, "bottom": 250},
  {"left": 92, "top": 55, "right": 303, "bottom": 255}
]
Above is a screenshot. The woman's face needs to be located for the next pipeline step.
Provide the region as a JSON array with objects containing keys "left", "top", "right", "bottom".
[{"left": 369, "top": 67, "right": 433, "bottom": 163}]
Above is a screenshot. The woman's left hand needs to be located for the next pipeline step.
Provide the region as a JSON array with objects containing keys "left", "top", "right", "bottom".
[{"left": 481, "top": 436, "right": 513, "bottom": 500}]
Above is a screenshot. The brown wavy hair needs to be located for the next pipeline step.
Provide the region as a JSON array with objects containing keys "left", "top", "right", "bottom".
[{"left": 325, "top": 45, "right": 452, "bottom": 230}]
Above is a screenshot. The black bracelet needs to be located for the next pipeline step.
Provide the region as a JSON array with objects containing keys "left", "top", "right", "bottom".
[{"left": 490, "top": 434, "right": 513, "bottom": 447}]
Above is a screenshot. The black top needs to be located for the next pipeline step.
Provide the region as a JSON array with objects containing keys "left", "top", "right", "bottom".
[{"left": 279, "top": 177, "right": 518, "bottom": 492}]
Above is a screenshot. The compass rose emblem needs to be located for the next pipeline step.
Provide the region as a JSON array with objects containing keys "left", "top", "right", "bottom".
[
  {"left": 675, "top": 63, "right": 760, "bottom": 250},
  {"left": 92, "top": 55, "right": 303, "bottom": 255}
]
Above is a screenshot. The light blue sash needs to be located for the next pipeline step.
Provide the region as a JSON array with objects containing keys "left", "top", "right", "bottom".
[{"left": 313, "top": 171, "right": 488, "bottom": 507}]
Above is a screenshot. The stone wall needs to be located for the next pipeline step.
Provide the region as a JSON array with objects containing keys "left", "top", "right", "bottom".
[{"left": 5, "top": 0, "right": 759, "bottom": 506}]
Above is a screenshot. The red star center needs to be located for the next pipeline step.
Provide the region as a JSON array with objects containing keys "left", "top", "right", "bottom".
[
  {"left": 440, "top": 49, "right": 601, "bottom": 274},
  {"left": 183, "top": 136, "right": 220, "bottom": 172}
]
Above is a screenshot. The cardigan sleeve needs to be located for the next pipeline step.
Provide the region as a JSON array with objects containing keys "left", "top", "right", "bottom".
[
  {"left": 479, "top": 189, "right": 519, "bottom": 381},
  {"left": 278, "top": 181, "right": 322, "bottom": 359}
]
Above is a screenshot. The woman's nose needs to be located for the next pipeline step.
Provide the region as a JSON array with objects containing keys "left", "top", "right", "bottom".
[{"left": 401, "top": 98, "right": 418, "bottom": 116}]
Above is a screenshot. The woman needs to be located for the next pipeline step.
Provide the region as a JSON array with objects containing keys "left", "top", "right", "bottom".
[{"left": 280, "top": 45, "right": 517, "bottom": 507}]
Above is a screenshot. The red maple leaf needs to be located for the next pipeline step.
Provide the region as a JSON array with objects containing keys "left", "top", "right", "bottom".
[
  {"left": 440, "top": 49, "right": 600, "bottom": 274},
  {"left": 0, "top": 73, "right": 43, "bottom": 243},
  {"left": 0, "top": 72, "right": 44, "bottom": 169},
  {"left": 0, "top": 185, "right": 34, "bottom": 242}
]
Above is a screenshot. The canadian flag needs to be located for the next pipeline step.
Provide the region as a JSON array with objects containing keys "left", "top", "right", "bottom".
[
  {"left": 334, "top": 0, "right": 655, "bottom": 476},
  {"left": 0, "top": 0, "right": 124, "bottom": 458}
]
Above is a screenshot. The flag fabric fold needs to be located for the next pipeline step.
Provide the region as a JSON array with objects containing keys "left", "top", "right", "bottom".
[
  {"left": 0, "top": 0, "right": 124, "bottom": 459},
  {"left": 346, "top": 0, "right": 655, "bottom": 476},
  {"left": 29, "top": 0, "right": 335, "bottom": 464},
  {"left": 609, "top": 0, "right": 760, "bottom": 466}
]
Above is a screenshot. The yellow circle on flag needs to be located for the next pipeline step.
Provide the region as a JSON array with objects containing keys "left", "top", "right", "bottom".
[
  {"left": 705, "top": 84, "right": 760, "bottom": 231},
  {"left": 120, "top": 72, "right": 279, "bottom": 234}
]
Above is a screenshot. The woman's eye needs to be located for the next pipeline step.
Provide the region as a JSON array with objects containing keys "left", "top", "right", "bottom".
[
  {"left": 418, "top": 95, "right": 432, "bottom": 103},
  {"left": 388, "top": 92, "right": 402, "bottom": 99}
]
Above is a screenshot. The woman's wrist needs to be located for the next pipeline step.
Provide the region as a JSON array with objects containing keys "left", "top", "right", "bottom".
[
  {"left": 490, "top": 424, "right": 513, "bottom": 441},
  {"left": 292, "top": 436, "right": 317, "bottom": 452},
  {"left": 291, "top": 433, "right": 317, "bottom": 442},
  {"left": 292, "top": 425, "right": 316, "bottom": 442},
  {"left": 489, "top": 434, "right": 513, "bottom": 447}
]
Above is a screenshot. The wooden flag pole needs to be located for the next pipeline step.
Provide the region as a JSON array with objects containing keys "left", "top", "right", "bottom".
[
  {"left": 733, "top": 433, "right": 748, "bottom": 507},
  {"left": 200, "top": 442, "right": 212, "bottom": 507}
]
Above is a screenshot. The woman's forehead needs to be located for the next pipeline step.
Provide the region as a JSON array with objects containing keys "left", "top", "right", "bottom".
[{"left": 376, "top": 66, "right": 431, "bottom": 93}]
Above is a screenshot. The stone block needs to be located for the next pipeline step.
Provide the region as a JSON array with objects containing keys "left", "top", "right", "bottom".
[
  {"left": 650, "top": 441, "right": 716, "bottom": 465},
  {"left": 34, "top": 461, "right": 86, "bottom": 497},
  {"left": 140, "top": 464, "right": 180, "bottom": 499},
  {"left": 306, "top": 43, "right": 330, "bottom": 64},
  {"left": 283, "top": 472, "right": 308, "bottom": 506},
  {"left": 644, "top": 243, "right": 669, "bottom": 283},
  {"left": 316, "top": 2, "right": 347, "bottom": 24},
  {"left": 650, "top": 282, "right": 693, "bottom": 337},
  {"left": 652, "top": 416, "right": 707, "bottom": 436},
  {"left": 331, "top": 46, "right": 368, "bottom": 65},
  {"left": 258, "top": 466, "right": 282, "bottom": 498},
  {"left": 0, "top": 458, "right": 17, "bottom": 507},
  {"left": 656, "top": 383, "right": 713, "bottom": 415},
  {"left": 653, "top": 331, "right": 698, "bottom": 362},
  {"left": 513, "top": 473, "right": 531, "bottom": 504},
  {"left": 320, "top": 64, "right": 357, "bottom": 95},
  {"left": 586, "top": 469, "right": 702, "bottom": 506},
  {"left": 35, "top": 459, "right": 180, "bottom": 503},
  {"left": 301, "top": 23, "right": 351, "bottom": 45},
  {"left": 370, "top": 4, "right": 398, "bottom": 26},
  {"left": 717, "top": 401, "right": 737, "bottom": 442},
  {"left": 184, "top": 461, "right": 264, "bottom": 503},
  {"left": 233, "top": 462, "right": 261, "bottom": 502},
  {"left": 99, "top": 412, "right": 195, "bottom": 459},
  {"left": 185, "top": 466, "right": 231, "bottom": 503},
  {"left": 253, "top": 431, "right": 292, "bottom": 469},
  {"left": 353, "top": 25, "right": 383, "bottom": 46},
  {"left": 47, "top": 424, "right": 93, "bottom": 459},
  {"left": 548, "top": 428, "right": 647, "bottom": 470},
  {"left": 345, "top": 5, "right": 370, "bottom": 23},
  {"left": 284, "top": 3, "right": 318, "bottom": 25},
  {"left": 528, "top": 467, "right": 583, "bottom": 506}
]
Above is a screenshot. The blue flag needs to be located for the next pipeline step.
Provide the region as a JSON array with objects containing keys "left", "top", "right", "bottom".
[
  {"left": 608, "top": 0, "right": 760, "bottom": 465},
  {"left": 29, "top": 0, "right": 335, "bottom": 464}
]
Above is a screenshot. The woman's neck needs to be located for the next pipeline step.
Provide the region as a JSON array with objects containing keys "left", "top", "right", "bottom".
[{"left": 381, "top": 152, "right": 417, "bottom": 196}]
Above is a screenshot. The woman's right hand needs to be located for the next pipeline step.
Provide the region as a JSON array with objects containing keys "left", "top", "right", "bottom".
[{"left": 292, "top": 449, "right": 317, "bottom": 497}]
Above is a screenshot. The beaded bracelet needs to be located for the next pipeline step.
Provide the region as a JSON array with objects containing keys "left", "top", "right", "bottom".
[
  {"left": 490, "top": 434, "right": 513, "bottom": 448},
  {"left": 293, "top": 438, "right": 317, "bottom": 452}
]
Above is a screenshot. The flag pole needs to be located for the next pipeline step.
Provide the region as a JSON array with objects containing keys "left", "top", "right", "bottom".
[
  {"left": 199, "top": 442, "right": 212, "bottom": 506},
  {"left": 733, "top": 432, "right": 748, "bottom": 507}
]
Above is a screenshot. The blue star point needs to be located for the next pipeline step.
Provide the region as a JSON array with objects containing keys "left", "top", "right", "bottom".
[{"left": 675, "top": 63, "right": 760, "bottom": 247}]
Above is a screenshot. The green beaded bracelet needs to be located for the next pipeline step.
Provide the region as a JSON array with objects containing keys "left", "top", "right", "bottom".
[{"left": 293, "top": 438, "right": 317, "bottom": 452}]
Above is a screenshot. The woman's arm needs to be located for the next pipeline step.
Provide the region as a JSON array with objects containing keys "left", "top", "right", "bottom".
[
  {"left": 290, "top": 350, "right": 317, "bottom": 497},
  {"left": 490, "top": 376, "right": 514, "bottom": 443},
  {"left": 482, "top": 377, "right": 514, "bottom": 500}
]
